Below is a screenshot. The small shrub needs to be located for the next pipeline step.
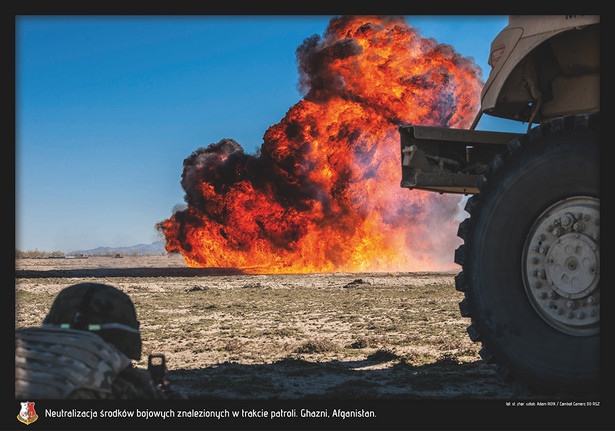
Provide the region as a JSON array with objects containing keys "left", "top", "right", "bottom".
[
  {"left": 367, "top": 348, "right": 399, "bottom": 362},
  {"left": 296, "top": 339, "right": 338, "bottom": 354}
]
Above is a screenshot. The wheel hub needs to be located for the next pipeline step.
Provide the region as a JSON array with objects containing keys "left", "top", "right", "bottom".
[{"left": 522, "top": 197, "right": 599, "bottom": 336}]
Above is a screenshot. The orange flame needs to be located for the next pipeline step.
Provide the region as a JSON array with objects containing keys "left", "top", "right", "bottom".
[{"left": 157, "top": 16, "right": 482, "bottom": 274}]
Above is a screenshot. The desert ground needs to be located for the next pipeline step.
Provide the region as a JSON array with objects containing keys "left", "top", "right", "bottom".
[{"left": 16, "top": 255, "right": 545, "bottom": 401}]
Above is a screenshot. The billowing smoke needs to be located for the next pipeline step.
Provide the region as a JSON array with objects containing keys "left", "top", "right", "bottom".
[{"left": 157, "top": 16, "right": 482, "bottom": 273}]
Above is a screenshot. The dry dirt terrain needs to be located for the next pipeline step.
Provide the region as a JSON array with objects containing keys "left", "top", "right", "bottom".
[{"left": 16, "top": 255, "right": 539, "bottom": 401}]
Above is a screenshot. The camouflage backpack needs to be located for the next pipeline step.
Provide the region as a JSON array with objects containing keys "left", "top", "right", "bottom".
[{"left": 15, "top": 327, "right": 131, "bottom": 399}]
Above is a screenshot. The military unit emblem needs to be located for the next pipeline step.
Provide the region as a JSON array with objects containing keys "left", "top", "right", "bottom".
[{"left": 17, "top": 402, "right": 38, "bottom": 425}]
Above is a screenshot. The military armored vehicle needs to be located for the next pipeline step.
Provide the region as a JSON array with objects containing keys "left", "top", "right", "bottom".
[{"left": 399, "top": 15, "right": 599, "bottom": 393}]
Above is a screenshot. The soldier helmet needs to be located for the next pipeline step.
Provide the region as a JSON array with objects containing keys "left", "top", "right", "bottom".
[{"left": 42, "top": 282, "right": 142, "bottom": 360}]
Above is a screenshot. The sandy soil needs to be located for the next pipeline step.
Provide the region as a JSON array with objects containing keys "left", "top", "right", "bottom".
[{"left": 15, "top": 255, "right": 538, "bottom": 401}]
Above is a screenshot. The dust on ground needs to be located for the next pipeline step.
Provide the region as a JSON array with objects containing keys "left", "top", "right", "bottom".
[{"left": 16, "top": 255, "right": 530, "bottom": 400}]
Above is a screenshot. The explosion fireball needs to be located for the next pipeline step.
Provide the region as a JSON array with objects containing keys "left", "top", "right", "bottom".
[{"left": 157, "top": 15, "right": 483, "bottom": 274}]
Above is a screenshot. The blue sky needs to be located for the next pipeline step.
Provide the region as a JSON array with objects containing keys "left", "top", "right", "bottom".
[{"left": 15, "top": 15, "right": 524, "bottom": 253}]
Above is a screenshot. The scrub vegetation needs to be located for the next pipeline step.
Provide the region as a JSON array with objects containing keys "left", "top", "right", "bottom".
[{"left": 16, "top": 255, "right": 532, "bottom": 399}]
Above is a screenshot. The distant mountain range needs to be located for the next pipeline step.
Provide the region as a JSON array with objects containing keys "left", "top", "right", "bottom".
[{"left": 71, "top": 241, "right": 166, "bottom": 256}]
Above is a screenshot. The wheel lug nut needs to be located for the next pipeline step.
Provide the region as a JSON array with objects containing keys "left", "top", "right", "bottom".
[
  {"left": 566, "top": 301, "right": 576, "bottom": 309},
  {"left": 573, "top": 221, "right": 584, "bottom": 232}
]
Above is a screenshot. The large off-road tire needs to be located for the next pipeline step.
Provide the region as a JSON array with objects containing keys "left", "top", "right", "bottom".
[{"left": 455, "top": 113, "right": 600, "bottom": 393}]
